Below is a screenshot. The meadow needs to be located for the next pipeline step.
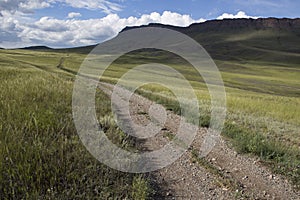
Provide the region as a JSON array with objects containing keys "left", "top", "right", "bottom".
[
  {"left": 96, "top": 49, "right": 300, "bottom": 188},
  {"left": 0, "top": 42, "right": 299, "bottom": 199},
  {"left": 0, "top": 49, "right": 151, "bottom": 199}
]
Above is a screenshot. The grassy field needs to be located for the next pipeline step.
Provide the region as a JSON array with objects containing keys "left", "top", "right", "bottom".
[
  {"left": 0, "top": 49, "right": 152, "bottom": 199},
  {"left": 93, "top": 49, "right": 300, "bottom": 188},
  {"left": 0, "top": 35, "right": 299, "bottom": 198}
]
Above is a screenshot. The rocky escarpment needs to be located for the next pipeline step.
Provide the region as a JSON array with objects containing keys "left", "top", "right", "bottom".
[
  {"left": 122, "top": 18, "right": 300, "bottom": 33},
  {"left": 188, "top": 18, "right": 300, "bottom": 32}
]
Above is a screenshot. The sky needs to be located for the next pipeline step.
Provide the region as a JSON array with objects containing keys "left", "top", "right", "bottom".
[{"left": 0, "top": 0, "right": 299, "bottom": 48}]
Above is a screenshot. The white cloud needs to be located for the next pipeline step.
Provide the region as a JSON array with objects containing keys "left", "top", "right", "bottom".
[
  {"left": 0, "top": 11, "right": 19, "bottom": 31},
  {"left": 217, "top": 11, "right": 259, "bottom": 20},
  {"left": 0, "top": 0, "right": 51, "bottom": 13},
  {"left": 19, "top": 0, "right": 51, "bottom": 11},
  {"left": 55, "top": 0, "right": 122, "bottom": 14},
  {"left": 150, "top": 11, "right": 205, "bottom": 26},
  {"left": 0, "top": 11, "right": 206, "bottom": 48},
  {"left": 0, "top": 0, "right": 122, "bottom": 14},
  {"left": 67, "top": 12, "right": 82, "bottom": 18}
]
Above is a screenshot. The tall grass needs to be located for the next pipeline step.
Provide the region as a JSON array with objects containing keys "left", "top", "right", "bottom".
[
  {"left": 133, "top": 85, "right": 300, "bottom": 189},
  {"left": 84, "top": 50, "right": 300, "bottom": 189},
  {"left": 2, "top": 47, "right": 299, "bottom": 197},
  {"left": 0, "top": 53, "right": 151, "bottom": 199}
]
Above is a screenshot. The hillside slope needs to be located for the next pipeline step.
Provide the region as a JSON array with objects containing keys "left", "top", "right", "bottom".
[{"left": 122, "top": 18, "right": 300, "bottom": 65}]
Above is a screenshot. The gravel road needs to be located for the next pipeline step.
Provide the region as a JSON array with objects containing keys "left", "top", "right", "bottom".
[{"left": 98, "top": 82, "right": 299, "bottom": 200}]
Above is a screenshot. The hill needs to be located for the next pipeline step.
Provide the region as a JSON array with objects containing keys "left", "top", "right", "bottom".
[
  {"left": 20, "top": 45, "right": 53, "bottom": 50},
  {"left": 20, "top": 18, "right": 300, "bottom": 65},
  {"left": 57, "top": 45, "right": 97, "bottom": 54},
  {"left": 121, "top": 18, "right": 300, "bottom": 65}
]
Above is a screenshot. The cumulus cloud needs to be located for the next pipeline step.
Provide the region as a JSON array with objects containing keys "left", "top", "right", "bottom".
[
  {"left": 0, "top": 11, "right": 206, "bottom": 48},
  {"left": 20, "top": 0, "right": 51, "bottom": 11},
  {"left": 217, "top": 11, "right": 259, "bottom": 20},
  {"left": 0, "top": 11, "right": 18, "bottom": 31},
  {"left": 0, "top": 9, "right": 261, "bottom": 48},
  {"left": 67, "top": 12, "right": 82, "bottom": 18},
  {"left": 0, "top": 0, "right": 208, "bottom": 48}
]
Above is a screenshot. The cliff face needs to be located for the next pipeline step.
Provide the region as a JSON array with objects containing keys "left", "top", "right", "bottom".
[
  {"left": 122, "top": 18, "right": 300, "bottom": 33},
  {"left": 187, "top": 18, "right": 300, "bottom": 32},
  {"left": 257, "top": 18, "right": 300, "bottom": 29}
]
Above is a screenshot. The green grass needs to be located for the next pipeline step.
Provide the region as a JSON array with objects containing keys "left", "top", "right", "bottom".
[
  {"left": 1, "top": 35, "right": 300, "bottom": 198},
  {"left": 223, "top": 121, "right": 300, "bottom": 188},
  {"left": 92, "top": 49, "right": 300, "bottom": 189},
  {"left": 0, "top": 50, "right": 151, "bottom": 199},
  {"left": 135, "top": 83, "right": 300, "bottom": 189}
]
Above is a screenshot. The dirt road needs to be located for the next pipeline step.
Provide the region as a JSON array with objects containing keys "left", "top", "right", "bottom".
[{"left": 98, "top": 82, "right": 299, "bottom": 200}]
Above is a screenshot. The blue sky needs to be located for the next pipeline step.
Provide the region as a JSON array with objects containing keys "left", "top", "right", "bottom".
[
  {"left": 118, "top": 0, "right": 299, "bottom": 19},
  {"left": 0, "top": 0, "right": 299, "bottom": 48}
]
